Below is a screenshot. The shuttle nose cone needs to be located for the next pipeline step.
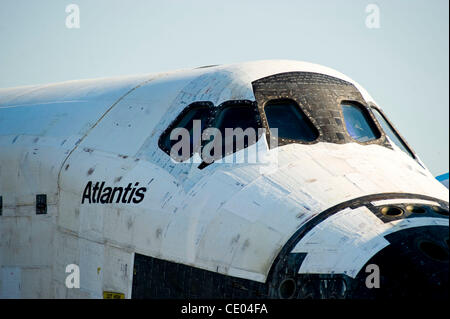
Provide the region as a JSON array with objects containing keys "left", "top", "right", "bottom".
[
  {"left": 351, "top": 225, "right": 449, "bottom": 299},
  {"left": 269, "top": 197, "right": 449, "bottom": 299}
]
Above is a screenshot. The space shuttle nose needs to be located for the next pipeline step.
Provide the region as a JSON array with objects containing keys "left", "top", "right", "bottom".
[
  {"left": 268, "top": 200, "right": 449, "bottom": 299},
  {"left": 350, "top": 224, "right": 449, "bottom": 299}
]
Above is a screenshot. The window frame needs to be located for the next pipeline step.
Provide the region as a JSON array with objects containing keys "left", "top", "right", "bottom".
[
  {"left": 260, "top": 98, "right": 320, "bottom": 147},
  {"left": 369, "top": 103, "right": 416, "bottom": 159},
  {"left": 339, "top": 100, "right": 382, "bottom": 144}
]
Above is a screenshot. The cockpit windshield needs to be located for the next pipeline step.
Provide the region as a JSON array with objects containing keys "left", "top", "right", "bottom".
[
  {"left": 159, "top": 101, "right": 261, "bottom": 163},
  {"left": 264, "top": 99, "right": 318, "bottom": 142},
  {"left": 159, "top": 103, "right": 212, "bottom": 161},
  {"left": 341, "top": 102, "right": 380, "bottom": 142},
  {"left": 212, "top": 104, "right": 260, "bottom": 158},
  {"left": 159, "top": 96, "right": 416, "bottom": 164}
]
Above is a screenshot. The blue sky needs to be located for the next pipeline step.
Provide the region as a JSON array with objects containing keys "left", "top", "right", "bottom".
[{"left": 0, "top": 0, "right": 448, "bottom": 175}]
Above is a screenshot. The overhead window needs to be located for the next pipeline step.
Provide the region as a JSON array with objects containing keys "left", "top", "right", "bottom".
[
  {"left": 159, "top": 103, "right": 212, "bottom": 161},
  {"left": 264, "top": 99, "right": 318, "bottom": 142},
  {"left": 341, "top": 102, "right": 380, "bottom": 142},
  {"left": 371, "top": 107, "right": 415, "bottom": 158}
]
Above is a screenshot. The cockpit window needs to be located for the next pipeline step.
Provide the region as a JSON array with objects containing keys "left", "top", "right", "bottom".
[
  {"left": 264, "top": 99, "right": 318, "bottom": 142},
  {"left": 341, "top": 102, "right": 380, "bottom": 142},
  {"left": 371, "top": 107, "right": 415, "bottom": 158},
  {"left": 160, "top": 101, "right": 260, "bottom": 163},
  {"left": 201, "top": 101, "right": 261, "bottom": 162},
  {"left": 159, "top": 102, "right": 212, "bottom": 161}
]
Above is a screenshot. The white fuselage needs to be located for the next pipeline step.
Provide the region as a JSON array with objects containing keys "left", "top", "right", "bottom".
[{"left": 0, "top": 60, "right": 448, "bottom": 298}]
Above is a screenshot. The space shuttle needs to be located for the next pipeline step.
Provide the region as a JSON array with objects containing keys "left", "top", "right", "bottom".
[{"left": 0, "top": 60, "right": 448, "bottom": 299}]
